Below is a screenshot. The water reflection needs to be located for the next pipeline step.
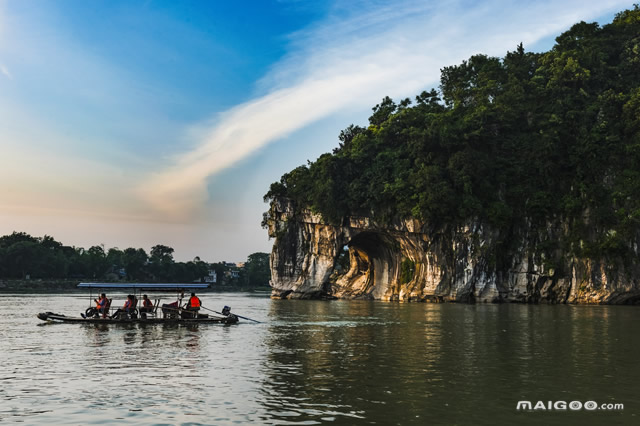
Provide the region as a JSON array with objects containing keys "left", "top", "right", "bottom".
[
  {"left": 1, "top": 294, "right": 638, "bottom": 424},
  {"left": 260, "top": 301, "right": 449, "bottom": 424},
  {"left": 257, "top": 302, "right": 639, "bottom": 425}
]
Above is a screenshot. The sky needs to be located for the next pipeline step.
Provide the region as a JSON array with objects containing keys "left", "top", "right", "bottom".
[{"left": 0, "top": 0, "right": 634, "bottom": 262}]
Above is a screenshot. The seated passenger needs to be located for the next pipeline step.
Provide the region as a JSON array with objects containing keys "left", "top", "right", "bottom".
[
  {"left": 82, "top": 293, "right": 109, "bottom": 319},
  {"left": 111, "top": 295, "right": 135, "bottom": 319},
  {"left": 131, "top": 295, "right": 138, "bottom": 312},
  {"left": 140, "top": 294, "right": 153, "bottom": 313},
  {"left": 96, "top": 293, "right": 109, "bottom": 318}
]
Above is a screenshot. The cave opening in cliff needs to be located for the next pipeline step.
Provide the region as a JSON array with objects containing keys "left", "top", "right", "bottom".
[
  {"left": 348, "top": 232, "right": 393, "bottom": 259},
  {"left": 343, "top": 231, "right": 397, "bottom": 281}
]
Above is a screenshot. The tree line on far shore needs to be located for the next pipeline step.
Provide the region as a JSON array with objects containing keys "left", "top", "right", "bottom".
[{"left": 0, "top": 232, "right": 271, "bottom": 287}]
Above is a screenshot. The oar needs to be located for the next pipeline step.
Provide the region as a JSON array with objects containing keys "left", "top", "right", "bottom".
[{"left": 201, "top": 306, "right": 261, "bottom": 323}]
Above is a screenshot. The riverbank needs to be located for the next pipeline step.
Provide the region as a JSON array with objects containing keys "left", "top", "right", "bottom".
[{"left": 0, "top": 279, "right": 271, "bottom": 294}]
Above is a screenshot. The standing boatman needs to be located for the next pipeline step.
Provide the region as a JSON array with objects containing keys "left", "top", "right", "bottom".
[{"left": 186, "top": 292, "right": 201, "bottom": 318}]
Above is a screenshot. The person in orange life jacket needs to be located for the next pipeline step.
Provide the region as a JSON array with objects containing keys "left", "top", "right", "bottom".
[
  {"left": 125, "top": 295, "right": 134, "bottom": 312},
  {"left": 140, "top": 294, "right": 153, "bottom": 313},
  {"left": 95, "top": 293, "right": 109, "bottom": 318},
  {"left": 111, "top": 295, "right": 134, "bottom": 319},
  {"left": 186, "top": 293, "right": 201, "bottom": 318},
  {"left": 94, "top": 293, "right": 106, "bottom": 308},
  {"left": 81, "top": 293, "right": 108, "bottom": 319}
]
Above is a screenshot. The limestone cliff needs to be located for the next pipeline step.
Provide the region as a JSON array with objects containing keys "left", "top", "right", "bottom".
[{"left": 266, "top": 199, "right": 640, "bottom": 304}]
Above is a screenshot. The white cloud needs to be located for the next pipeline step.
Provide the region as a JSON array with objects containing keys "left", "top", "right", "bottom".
[
  {"left": 0, "top": 63, "right": 10, "bottom": 79},
  {"left": 138, "top": 0, "right": 635, "bottom": 219}
]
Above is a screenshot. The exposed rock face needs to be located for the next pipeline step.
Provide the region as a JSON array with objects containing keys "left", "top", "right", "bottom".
[{"left": 266, "top": 199, "right": 640, "bottom": 303}]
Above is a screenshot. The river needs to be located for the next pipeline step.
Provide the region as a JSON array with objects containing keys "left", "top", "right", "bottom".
[{"left": 1, "top": 293, "right": 637, "bottom": 425}]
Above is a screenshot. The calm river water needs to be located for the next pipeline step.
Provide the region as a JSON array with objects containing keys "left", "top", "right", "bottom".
[{"left": 1, "top": 293, "right": 638, "bottom": 425}]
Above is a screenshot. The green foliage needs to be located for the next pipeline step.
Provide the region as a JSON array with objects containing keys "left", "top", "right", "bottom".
[
  {"left": 122, "top": 248, "right": 149, "bottom": 281},
  {"left": 264, "top": 7, "right": 640, "bottom": 260},
  {"left": 400, "top": 258, "right": 416, "bottom": 284},
  {"left": 243, "top": 252, "right": 271, "bottom": 287},
  {"left": 149, "top": 244, "right": 175, "bottom": 280},
  {"left": 0, "top": 231, "right": 269, "bottom": 286}
]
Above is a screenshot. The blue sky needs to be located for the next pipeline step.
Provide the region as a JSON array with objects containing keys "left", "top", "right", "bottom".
[{"left": 0, "top": 0, "right": 633, "bottom": 261}]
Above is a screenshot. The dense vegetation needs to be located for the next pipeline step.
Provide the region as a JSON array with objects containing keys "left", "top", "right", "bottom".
[
  {"left": 264, "top": 7, "right": 640, "bottom": 260},
  {"left": 0, "top": 231, "right": 270, "bottom": 287}
]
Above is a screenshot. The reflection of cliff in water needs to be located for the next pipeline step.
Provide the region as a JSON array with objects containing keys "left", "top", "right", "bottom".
[
  {"left": 258, "top": 302, "right": 634, "bottom": 424},
  {"left": 259, "top": 300, "right": 447, "bottom": 423}
]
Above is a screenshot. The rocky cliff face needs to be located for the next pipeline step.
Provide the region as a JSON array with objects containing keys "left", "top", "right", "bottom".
[{"left": 266, "top": 199, "right": 640, "bottom": 304}]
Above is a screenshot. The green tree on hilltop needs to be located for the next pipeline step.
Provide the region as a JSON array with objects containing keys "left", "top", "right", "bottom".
[{"left": 264, "top": 6, "right": 640, "bottom": 260}]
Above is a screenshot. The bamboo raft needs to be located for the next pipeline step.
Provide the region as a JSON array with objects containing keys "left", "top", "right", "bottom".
[
  {"left": 37, "top": 311, "right": 238, "bottom": 324},
  {"left": 36, "top": 282, "right": 246, "bottom": 325}
]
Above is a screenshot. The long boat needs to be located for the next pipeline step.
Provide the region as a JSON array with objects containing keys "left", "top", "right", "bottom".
[
  {"left": 36, "top": 282, "right": 241, "bottom": 325},
  {"left": 36, "top": 311, "right": 238, "bottom": 324},
  {"left": 37, "top": 312, "right": 238, "bottom": 324}
]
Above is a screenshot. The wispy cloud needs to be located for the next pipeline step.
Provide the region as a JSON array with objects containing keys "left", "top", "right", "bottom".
[
  {"left": 140, "top": 0, "right": 631, "bottom": 220},
  {"left": 0, "top": 63, "right": 10, "bottom": 79}
]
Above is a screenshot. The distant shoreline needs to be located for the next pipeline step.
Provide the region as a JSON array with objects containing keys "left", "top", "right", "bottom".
[{"left": 0, "top": 279, "right": 271, "bottom": 294}]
